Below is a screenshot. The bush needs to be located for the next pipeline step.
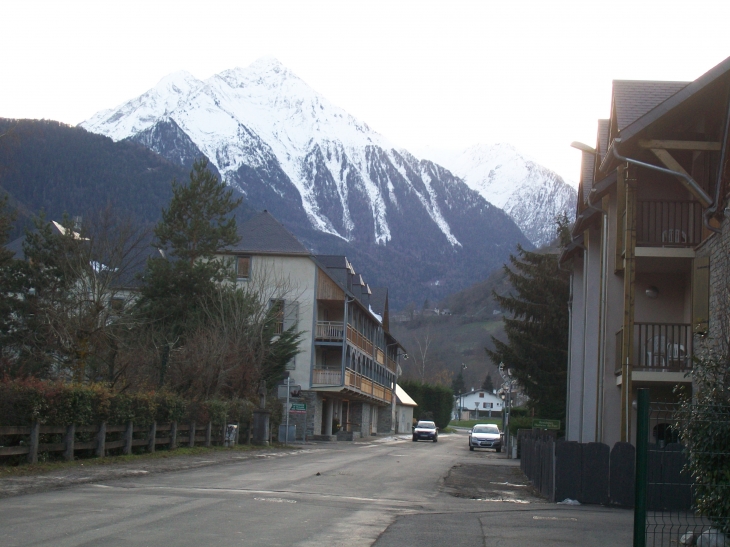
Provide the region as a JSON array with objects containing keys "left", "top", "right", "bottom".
[
  {"left": 399, "top": 380, "right": 453, "bottom": 429},
  {"left": 0, "top": 379, "right": 252, "bottom": 428}
]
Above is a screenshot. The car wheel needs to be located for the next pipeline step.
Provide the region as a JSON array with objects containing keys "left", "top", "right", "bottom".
[
  {"left": 433, "top": 436, "right": 438, "bottom": 443},
  {"left": 496, "top": 446, "right": 502, "bottom": 453},
  {"left": 469, "top": 445, "right": 474, "bottom": 451},
  {"left": 412, "top": 436, "right": 417, "bottom": 442}
]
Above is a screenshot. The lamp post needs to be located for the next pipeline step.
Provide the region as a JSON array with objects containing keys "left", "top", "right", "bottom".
[{"left": 459, "top": 363, "right": 467, "bottom": 421}]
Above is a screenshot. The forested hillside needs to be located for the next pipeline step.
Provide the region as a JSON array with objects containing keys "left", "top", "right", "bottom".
[{"left": 0, "top": 119, "right": 254, "bottom": 238}]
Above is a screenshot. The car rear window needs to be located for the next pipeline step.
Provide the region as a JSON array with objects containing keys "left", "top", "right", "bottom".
[{"left": 473, "top": 425, "right": 499, "bottom": 433}]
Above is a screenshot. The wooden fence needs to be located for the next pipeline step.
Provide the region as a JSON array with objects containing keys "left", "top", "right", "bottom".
[{"left": 0, "top": 420, "right": 244, "bottom": 464}]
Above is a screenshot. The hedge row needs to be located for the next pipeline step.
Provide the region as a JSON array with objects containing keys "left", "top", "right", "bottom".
[
  {"left": 0, "top": 379, "right": 254, "bottom": 427},
  {"left": 399, "top": 380, "right": 453, "bottom": 429}
]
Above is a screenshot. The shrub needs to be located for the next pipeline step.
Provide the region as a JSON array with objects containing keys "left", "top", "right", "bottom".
[{"left": 399, "top": 380, "right": 453, "bottom": 429}]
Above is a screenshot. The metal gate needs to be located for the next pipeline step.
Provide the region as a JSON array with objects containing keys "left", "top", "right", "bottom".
[{"left": 634, "top": 389, "right": 730, "bottom": 547}]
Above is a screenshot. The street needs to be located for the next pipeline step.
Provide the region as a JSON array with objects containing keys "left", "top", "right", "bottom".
[{"left": 0, "top": 430, "right": 632, "bottom": 546}]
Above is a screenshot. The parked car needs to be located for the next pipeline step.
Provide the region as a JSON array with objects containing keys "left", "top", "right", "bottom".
[
  {"left": 469, "top": 424, "right": 502, "bottom": 452},
  {"left": 412, "top": 420, "right": 438, "bottom": 442}
]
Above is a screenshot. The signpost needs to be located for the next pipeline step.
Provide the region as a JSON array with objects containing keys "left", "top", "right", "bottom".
[
  {"left": 278, "top": 379, "right": 302, "bottom": 446},
  {"left": 532, "top": 418, "right": 561, "bottom": 430}
]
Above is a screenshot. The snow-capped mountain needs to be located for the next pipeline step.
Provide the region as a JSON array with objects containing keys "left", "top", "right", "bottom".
[
  {"left": 417, "top": 144, "right": 577, "bottom": 247},
  {"left": 80, "top": 58, "right": 531, "bottom": 306}
]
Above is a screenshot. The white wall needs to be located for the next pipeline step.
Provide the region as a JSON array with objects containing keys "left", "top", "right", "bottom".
[{"left": 242, "top": 254, "right": 317, "bottom": 390}]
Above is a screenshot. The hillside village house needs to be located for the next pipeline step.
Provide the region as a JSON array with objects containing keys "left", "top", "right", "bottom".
[
  {"left": 224, "top": 211, "right": 407, "bottom": 440},
  {"left": 562, "top": 56, "right": 730, "bottom": 447},
  {"left": 455, "top": 389, "right": 503, "bottom": 420}
]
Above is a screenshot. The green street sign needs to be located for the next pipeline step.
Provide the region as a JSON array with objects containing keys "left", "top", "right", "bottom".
[
  {"left": 532, "top": 419, "right": 561, "bottom": 430},
  {"left": 289, "top": 403, "right": 307, "bottom": 413}
]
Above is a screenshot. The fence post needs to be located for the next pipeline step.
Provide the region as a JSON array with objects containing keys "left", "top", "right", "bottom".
[
  {"left": 64, "top": 424, "right": 75, "bottom": 461},
  {"left": 189, "top": 421, "right": 195, "bottom": 448},
  {"left": 148, "top": 421, "right": 157, "bottom": 453},
  {"left": 170, "top": 421, "right": 177, "bottom": 450},
  {"left": 27, "top": 421, "right": 39, "bottom": 464},
  {"left": 96, "top": 422, "right": 106, "bottom": 458},
  {"left": 123, "top": 421, "right": 133, "bottom": 455},
  {"left": 205, "top": 422, "right": 212, "bottom": 447},
  {"left": 634, "top": 388, "right": 649, "bottom": 547}
]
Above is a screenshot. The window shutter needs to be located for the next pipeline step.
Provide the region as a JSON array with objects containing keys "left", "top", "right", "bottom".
[
  {"left": 692, "top": 256, "right": 710, "bottom": 335},
  {"left": 283, "top": 301, "right": 299, "bottom": 370}
]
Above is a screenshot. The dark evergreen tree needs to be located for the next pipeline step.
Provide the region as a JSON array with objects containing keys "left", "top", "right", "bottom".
[
  {"left": 451, "top": 370, "right": 466, "bottom": 395},
  {"left": 137, "top": 159, "right": 242, "bottom": 385},
  {"left": 481, "top": 373, "right": 494, "bottom": 392},
  {"left": 486, "top": 216, "right": 571, "bottom": 419}
]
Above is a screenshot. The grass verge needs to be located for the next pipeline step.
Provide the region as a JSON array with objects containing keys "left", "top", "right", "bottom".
[{"left": 0, "top": 443, "right": 286, "bottom": 479}]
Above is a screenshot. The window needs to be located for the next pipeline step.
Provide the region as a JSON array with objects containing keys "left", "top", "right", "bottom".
[
  {"left": 479, "top": 392, "right": 484, "bottom": 398},
  {"left": 483, "top": 402, "right": 492, "bottom": 409},
  {"left": 269, "top": 299, "right": 284, "bottom": 334},
  {"left": 110, "top": 297, "right": 125, "bottom": 312},
  {"left": 236, "top": 256, "right": 251, "bottom": 279}
]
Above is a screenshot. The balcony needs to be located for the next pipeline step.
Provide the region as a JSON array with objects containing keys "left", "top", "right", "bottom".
[
  {"left": 347, "top": 325, "right": 373, "bottom": 355},
  {"left": 386, "top": 356, "right": 398, "bottom": 373},
  {"left": 636, "top": 200, "right": 702, "bottom": 248},
  {"left": 312, "top": 369, "right": 342, "bottom": 385},
  {"left": 316, "top": 321, "right": 344, "bottom": 341},
  {"left": 615, "top": 323, "right": 693, "bottom": 384},
  {"left": 344, "top": 368, "right": 392, "bottom": 404},
  {"left": 310, "top": 368, "right": 392, "bottom": 405}
]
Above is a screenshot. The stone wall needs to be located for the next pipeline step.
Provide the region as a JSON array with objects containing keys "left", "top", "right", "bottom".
[
  {"left": 695, "top": 215, "right": 730, "bottom": 357},
  {"left": 377, "top": 402, "right": 394, "bottom": 434}
]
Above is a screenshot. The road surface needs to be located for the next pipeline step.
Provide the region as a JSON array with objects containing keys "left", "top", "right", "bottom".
[{"left": 0, "top": 430, "right": 632, "bottom": 546}]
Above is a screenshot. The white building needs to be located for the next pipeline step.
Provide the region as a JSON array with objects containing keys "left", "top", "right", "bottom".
[
  {"left": 455, "top": 389, "right": 503, "bottom": 419},
  {"left": 222, "top": 211, "right": 407, "bottom": 440},
  {"left": 395, "top": 384, "right": 417, "bottom": 433}
]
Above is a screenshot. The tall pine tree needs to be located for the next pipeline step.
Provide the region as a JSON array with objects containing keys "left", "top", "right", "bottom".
[{"left": 486, "top": 217, "right": 571, "bottom": 419}]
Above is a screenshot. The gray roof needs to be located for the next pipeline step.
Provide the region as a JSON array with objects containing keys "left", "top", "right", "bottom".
[
  {"left": 619, "top": 55, "right": 730, "bottom": 144},
  {"left": 369, "top": 287, "right": 388, "bottom": 316},
  {"left": 228, "top": 211, "right": 310, "bottom": 255},
  {"left": 612, "top": 80, "right": 689, "bottom": 132},
  {"left": 315, "top": 255, "right": 349, "bottom": 269},
  {"left": 597, "top": 119, "right": 610, "bottom": 160}
]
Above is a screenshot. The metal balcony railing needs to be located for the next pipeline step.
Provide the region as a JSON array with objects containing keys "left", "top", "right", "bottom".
[
  {"left": 636, "top": 200, "right": 702, "bottom": 247},
  {"left": 615, "top": 323, "right": 693, "bottom": 374}
]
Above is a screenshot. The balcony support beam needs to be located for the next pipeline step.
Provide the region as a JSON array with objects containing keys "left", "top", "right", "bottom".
[{"left": 620, "top": 166, "right": 637, "bottom": 443}]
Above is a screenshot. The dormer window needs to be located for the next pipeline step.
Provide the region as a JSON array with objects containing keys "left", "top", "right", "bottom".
[{"left": 236, "top": 256, "right": 251, "bottom": 279}]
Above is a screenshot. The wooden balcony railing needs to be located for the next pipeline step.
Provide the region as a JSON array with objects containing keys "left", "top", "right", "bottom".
[
  {"left": 375, "top": 348, "right": 385, "bottom": 365},
  {"left": 386, "top": 357, "right": 397, "bottom": 373},
  {"left": 312, "top": 369, "right": 342, "bottom": 386},
  {"left": 616, "top": 323, "right": 693, "bottom": 374},
  {"left": 344, "top": 368, "right": 392, "bottom": 404},
  {"left": 347, "top": 325, "right": 373, "bottom": 355},
  {"left": 636, "top": 200, "right": 702, "bottom": 247},
  {"left": 316, "top": 321, "right": 344, "bottom": 341}
]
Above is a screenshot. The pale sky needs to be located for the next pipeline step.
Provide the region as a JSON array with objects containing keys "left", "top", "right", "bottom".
[{"left": 3, "top": 0, "right": 730, "bottom": 184}]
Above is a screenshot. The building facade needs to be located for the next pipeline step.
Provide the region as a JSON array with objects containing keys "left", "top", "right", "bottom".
[
  {"left": 455, "top": 389, "right": 503, "bottom": 419},
  {"left": 562, "top": 57, "right": 730, "bottom": 447},
  {"left": 224, "top": 211, "right": 406, "bottom": 440}
]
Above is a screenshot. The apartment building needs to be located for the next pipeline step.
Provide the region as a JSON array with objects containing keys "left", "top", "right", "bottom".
[
  {"left": 562, "top": 56, "right": 730, "bottom": 447},
  {"left": 223, "top": 211, "right": 407, "bottom": 440}
]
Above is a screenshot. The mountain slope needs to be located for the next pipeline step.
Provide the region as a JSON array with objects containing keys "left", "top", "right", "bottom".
[
  {"left": 418, "top": 143, "right": 577, "bottom": 247},
  {"left": 80, "top": 58, "right": 531, "bottom": 307}
]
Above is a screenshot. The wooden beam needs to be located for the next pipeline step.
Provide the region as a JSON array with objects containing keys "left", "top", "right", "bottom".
[
  {"left": 639, "top": 139, "right": 721, "bottom": 151},
  {"left": 650, "top": 148, "right": 712, "bottom": 207}
]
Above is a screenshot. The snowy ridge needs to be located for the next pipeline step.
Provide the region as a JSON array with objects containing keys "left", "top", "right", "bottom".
[
  {"left": 82, "top": 57, "right": 412, "bottom": 243},
  {"left": 416, "top": 143, "right": 577, "bottom": 246}
]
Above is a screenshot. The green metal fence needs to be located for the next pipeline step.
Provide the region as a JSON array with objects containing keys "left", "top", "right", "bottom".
[{"left": 634, "top": 389, "right": 730, "bottom": 547}]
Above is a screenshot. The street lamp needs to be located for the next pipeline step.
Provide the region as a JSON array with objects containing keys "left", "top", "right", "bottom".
[{"left": 458, "top": 363, "right": 467, "bottom": 422}]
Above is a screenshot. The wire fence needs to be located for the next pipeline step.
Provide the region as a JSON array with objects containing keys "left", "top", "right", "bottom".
[{"left": 637, "top": 393, "right": 730, "bottom": 547}]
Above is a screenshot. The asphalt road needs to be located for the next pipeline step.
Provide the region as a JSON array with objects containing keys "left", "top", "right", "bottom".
[{"left": 0, "top": 431, "right": 632, "bottom": 546}]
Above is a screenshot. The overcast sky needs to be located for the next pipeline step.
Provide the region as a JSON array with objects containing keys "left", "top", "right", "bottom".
[{"left": 3, "top": 0, "right": 730, "bottom": 183}]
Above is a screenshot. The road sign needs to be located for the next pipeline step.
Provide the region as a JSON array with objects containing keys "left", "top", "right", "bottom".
[
  {"left": 278, "top": 384, "right": 302, "bottom": 399},
  {"left": 289, "top": 403, "right": 307, "bottom": 414},
  {"left": 532, "top": 418, "right": 561, "bottom": 430}
]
